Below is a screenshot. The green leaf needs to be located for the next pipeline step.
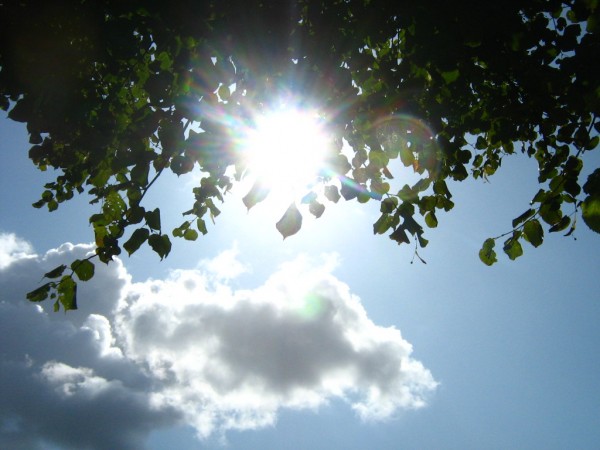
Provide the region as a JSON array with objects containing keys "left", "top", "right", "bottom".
[
  {"left": 148, "top": 234, "right": 172, "bottom": 259},
  {"left": 197, "top": 218, "right": 208, "bottom": 235},
  {"left": 145, "top": 208, "right": 161, "bottom": 230},
  {"left": 103, "top": 191, "right": 126, "bottom": 221},
  {"left": 183, "top": 228, "right": 199, "bottom": 241},
  {"left": 389, "top": 227, "right": 410, "bottom": 245},
  {"left": 276, "top": 203, "right": 302, "bottom": 239},
  {"left": 127, "top": 206, "right": 146, "bottom": 224},
  {"left": 373, "top": 214, "right": 392, "bottom": 234},
  {"left": 27, "top": 282, "right": 53, "bottom": 302},
  {"left": 523, "top": 219, "right": 544, "bottom": 247},
  {"left": 479, "top": 238, "right": 497, "bottom": 266},
  {"left": 512, "top": 208, "right": 535, "bottom": 228},
  {"left": 441, "top": 69, "right": 460, "bottom": 84},
  {"left": 71, "top": 259, "right": 95, "bottom": 282},
  {"left": 582, "top": 195, "right": 600, "bottom": 234},
  {"left": 503, "top": 237, "right": 523, "bottom": 260},
  {"left": 549, "top": 215, "right": 571, "bottom": 233},
  {"left": 380, "top": 197, "right": 398, "bottom": 213},
  {"left": 424, "top": 211, "right": 438, "bottom": 228},
  {"left": 123, "top": 228, "right": 150, "bottom": 255},
  {"left": 44, "top": 264, "right": 67, "bottom": 279},
  {"left": 57, "top": 276, "right": 77, "bottom": 311}
]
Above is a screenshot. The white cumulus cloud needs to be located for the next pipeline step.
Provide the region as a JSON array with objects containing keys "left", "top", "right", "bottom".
[{"left": 0, "top": 232, "right": 437, "bottom": 449}]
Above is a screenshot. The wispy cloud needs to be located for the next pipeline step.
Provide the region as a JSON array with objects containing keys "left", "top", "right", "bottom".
[{"left": 0, "top": 233, "right": 437, "bottom": 449}]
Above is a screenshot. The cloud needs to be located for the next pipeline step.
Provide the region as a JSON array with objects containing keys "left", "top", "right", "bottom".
[
  {"left": 0, "top": 233, "right": 437, "bottom": 449},
  {"left": 0, "top": 232, "right": 34, "bottom": 269}
]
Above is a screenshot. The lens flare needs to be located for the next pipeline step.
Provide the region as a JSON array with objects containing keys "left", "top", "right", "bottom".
[{"left": 241, "top": 105, "right": 331, "bottom": 194}]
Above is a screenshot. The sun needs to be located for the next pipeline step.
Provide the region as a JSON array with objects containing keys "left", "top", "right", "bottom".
[{"left": 241, "top": 105, "right": 331, "bottom": 198}]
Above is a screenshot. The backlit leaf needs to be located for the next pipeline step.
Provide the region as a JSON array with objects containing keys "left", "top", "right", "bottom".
[
  {"left": 71, "top": 259, "right": 95, "bottom": 282},
  {"left": 582, "top": 195, "right": 600, "bottom": 234},
  {"left": 479, "top": 238, "right": 497, "bottom": 266},
  {"left": 27, "top": 282, "right": 53, "bottom": 302},
  {"left": 243, "top": 181, "right": 270, "bottom": 210},
  {"left": 123, "top": 228, "right": 150, "bottom": 255},
  {"left": 503, "top": 237, "right": 523, "bottom": 260},
  {"left": 276, "top": 203, "right": 302, "bottom": 239},
  {"left": 523, "top": 219, "right": 544, "bottom": 247},
  {"left": 324, "top": 185, "right": 341, "bottom": 203},
  {"left": 309, "top": 200, "right": 325, "bottom": 218},
  {"left": 44, "top": 264, "right": 67, "bottom": 279},
  {"left": 148, "top": 234, "right": 172, "bottom": 259},
  {"left": 145, "top": 208, "right": 161, "bottom": 230},
  {"left": 57, "top": 276, "right": 77, "bottom": 311}
]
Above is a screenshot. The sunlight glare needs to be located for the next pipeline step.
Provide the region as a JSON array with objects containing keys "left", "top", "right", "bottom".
[{"left": 242, "top": 106, "right": 330, "bottom": 195}]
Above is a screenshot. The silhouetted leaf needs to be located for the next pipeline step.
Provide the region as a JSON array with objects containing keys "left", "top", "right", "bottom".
[
  {"left": 148, "top": 234, "right": 172, "bottom": 259},
  {"left": 27, "top": 282, "right": 53, "bottom": 302},
  {"left": 243, "top": 180, "right": 270, "bottom": 210},
  {"left": 276, "top": 203, "right": 302, "bottom": 239},
  {"left": 512, "top": 208, "right": 535, "bottom": 228},
  {"left": 44, "top": 264, "right": 67, "bottom": 279},
  {"left": 145, "top": 208, "right": 161, "bottom": 230},
  {"left": 309, "top": 200, "right": 325, "bottom": 218},
  {"left": 324, "top": 185, "right": 341, "bottom": 203},
  {"left": 123, "top": 228, "right": 150, "bottom": 255}
]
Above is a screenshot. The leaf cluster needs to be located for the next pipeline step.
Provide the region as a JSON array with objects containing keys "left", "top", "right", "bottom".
[{"left": 0, "top": 1, "right": 598, "bottom": 305}]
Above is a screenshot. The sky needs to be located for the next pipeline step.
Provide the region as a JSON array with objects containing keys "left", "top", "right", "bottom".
[{"left": 1, "top": 106, "right": 599, "bottom": 450}]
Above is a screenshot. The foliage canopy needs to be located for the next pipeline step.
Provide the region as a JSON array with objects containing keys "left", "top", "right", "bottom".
[{"left": 1, "top": 1, "right": 599, "bottom": 310}]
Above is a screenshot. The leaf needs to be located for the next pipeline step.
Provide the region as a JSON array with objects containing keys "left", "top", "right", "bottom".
[
  {"left": 103, "top": 191, "right": 126, "bottom": 221},
  {"left": 57, "top": 276, "right": 77, "bottom": 311},
  {"left": 512, "top": 208, "right": 535, "bottom": 228},
  {"left": 44, "top": 264, "right": 67, "bottom": 279},
  {"left": 389, "top": 227, "right": 410, "bottom": 245},
  {"left": 71, "top": 259, "right": 95, "bottom": 282},
  {"left": 276, "top": 203, "right": 302, "bottom": 239},
  {"left": 373, "top": 214, "right": 392, "bottom": 234},
  {"left": 324, "top": 185, "right": 341, "bottom": 203},
  {"left": 183, "top": 228, "right": 199, "bottom": 241},
  {"left": 523, "top": 219, "right": 544, "bottom": 247},
  {"left": 583, "top": 169, "right": 600, "bottom": 196},
  {"left": 380, "top": 197, "right": 398, "bottom": 213},
  {"left": 582, "top": 195, "right": 600, "bottom": 234},
  {"left": 197, "top": 218, "right": 208, "bottom": 235},
  {"left": 441, "top": 69, "right": 460, "bottom": 84},
  {"left": 148, "top": 234, "right": 172, "bottom": 259},
  {"left": 243, "top": 181, "right": 270, "bottom": 210},
  {"left": 145, "top": 208, "right": 161, "bottom": 230},
  {"left": 27, "top": 282, "right": 53, "bottom": 302},
  {"left": 309, "top": 200, "right": 325, "bottom": 218},
  {"left": 340, "top": 179, "right": 360, "bottom": 200},
  {"left": 123, "top": 228, "right": 150, "bottom": 255},
  {"left": 503, "top": 237, "right": 523, "bottom": 260},
  {"left": 549, "top": 215, "right": 570, "bottom": 233},
  {"left": 424, "top": 211, "right": 438, "bottom": 228},
  {"left": 479, "top": 238, "right": 497, "bottom": 266}
]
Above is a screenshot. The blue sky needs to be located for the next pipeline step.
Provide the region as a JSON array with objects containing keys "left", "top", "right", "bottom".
[{"left": 1, "top": 109, "right": 599, "bottom": 450}]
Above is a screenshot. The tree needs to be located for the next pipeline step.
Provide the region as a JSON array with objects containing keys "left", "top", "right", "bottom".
[{"left": 1, "top": 1, "right": 598, "bottom": 311}]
